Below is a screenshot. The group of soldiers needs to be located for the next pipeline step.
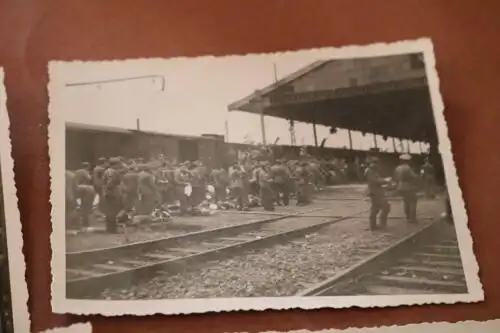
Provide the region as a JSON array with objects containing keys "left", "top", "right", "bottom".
[
  {"left": 65, "top": 149, "right": 344, "bottom": 233},
  {"left": 65, "top": 146, "right": 440, "bottom": 234},
  {"left": 365, "top": 153, "right": 438, "bottom": 230}
]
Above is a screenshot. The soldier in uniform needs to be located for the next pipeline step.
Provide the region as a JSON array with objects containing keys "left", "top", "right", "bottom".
[
  {"left": 74, "top": 162, "right": 92, "bottom": 186},
  {"left": 65, "top": 170, "right": 78, "bottom": 227},
  {"left": 121, "top": 165, "right": 139, "bottom": 211},
  {"left": 421, "top": 157, "right": 436, "bottom": 199},
  {"left": 92, "top": 157, "right": 107, "bottom": 212},
  {"left": 76, "top": 183, "right": 96, "bottom": 227},
  {"left": 394, "top": 154, "right": 419, "bottom": 224},
  {"left": 229, "top": 161, "right": 248, "bottom": 211},
  {"left": 271, "top": 159, "right": 290, "bottom": 206},
  {"left": 102, "top": 158, "right": 123, "bottom": 233},
  {"left": 365, "top": 156, "right": 391, "bottom": 230},
  {"left": 137, "top": 164, "right": 159, "bottom": 215},
  {"left": 173, "top": 163, "right": 190, "bottom": 214},
  {"left": 189, "top": 161, "right": 206, "bottom": 208},
  {"left": 294, "top": 161, "right": 312, "bottom": 206},
  {"left": 256, "top": 161, "right": 275, "bottom": 211},
  {"left": 211, "top": 166, "right": 229, "bottom": 203}
]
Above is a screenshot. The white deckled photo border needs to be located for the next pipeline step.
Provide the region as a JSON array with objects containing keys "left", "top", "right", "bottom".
[
  {"left": 40, "top": 323, "right": 93, "bottom": 333},
  {"left": 1, "top": 69, "right": 31, "bottom": 332},
  {"left": 243, "top": 319, "right": 500, "bottom": 333},
  {"left": 48, "top": 38, "right": 483, "bottom": 316}
]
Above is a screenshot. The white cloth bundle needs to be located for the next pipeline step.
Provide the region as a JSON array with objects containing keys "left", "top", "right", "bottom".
[{"left": 184, "top": 183, "right": 192, "bottom": 197}]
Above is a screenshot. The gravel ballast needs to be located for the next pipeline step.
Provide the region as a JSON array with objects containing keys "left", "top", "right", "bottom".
[{"left": 99, "top": 198, "right": 442, "bottom": 300}]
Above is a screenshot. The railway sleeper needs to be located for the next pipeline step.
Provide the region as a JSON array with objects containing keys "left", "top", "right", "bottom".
[
  {"left": 371, "top": 275, "right": 468, "bottom": 294},
  {"left": 66, "top": 209, "right": 325, "bottom": 268},
  {"left": 67, "top": 216, "right": 351, "bottom": 299}
]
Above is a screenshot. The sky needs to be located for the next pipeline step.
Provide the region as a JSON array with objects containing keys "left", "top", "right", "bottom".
[{"left": 53, "top": 48, "right": 430, "bottom": 153}]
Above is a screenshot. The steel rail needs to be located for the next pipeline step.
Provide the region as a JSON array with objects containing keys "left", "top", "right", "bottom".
[{"left": 66, "top": 209, "right": 368, "bottom": 298}]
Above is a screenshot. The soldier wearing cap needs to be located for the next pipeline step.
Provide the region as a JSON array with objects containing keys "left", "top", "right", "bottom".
[
  {"left": 256, "top": 160, "right": 275, "bottom": 211},
  {"left": 102, "top": 157, "right": 123, "bottom": 233},
  {"left": 121, "top": 164, "right": 139, "bottom": 211},
  {"left": 294, "top": 161, "right": 312, "bottom": 206},
  {"left": 173, "top": 163, "right": 190, "bottom": 214},
  {"left": 365, "top": 156, "right": 390, "bottom": 230},
  {"left": 92, "top": 158, "right": 108, "bottom": 210},
  {"left": 211, "top": 166, "right": 229, "bottom": 203},
  {"left": 271, "top": 159, "right": 291, "bottom": 206},
  {"left": 74, "top": 162, "right": 92, "bottom": 186},
  {"left": 421, "top": 157, "right": 436, "bottom": 199},
  {"left": 65, "top": 169, "right": 78, "bottom": 227},
  {"left": 76, "top": 183, "right": 96, "bottom": 228},
  {"left": 189, "top": 161, "right": 206, "bottom": 208},
  {"left": 137, "top": 164, "right": 159, "bottom": 215},
  {"left": 229, "top": 160, "right": 249, "bottom": 211},
  {"left": 393, "top": 154, "right": 419, "bottom": 223}
]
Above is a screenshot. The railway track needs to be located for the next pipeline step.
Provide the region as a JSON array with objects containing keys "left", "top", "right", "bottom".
[
  {"left": 66, "top": 207, "right": 367, "bottom": 298},
  {"left": 298, "top": 219, "right": 467, "bottom": 296}
]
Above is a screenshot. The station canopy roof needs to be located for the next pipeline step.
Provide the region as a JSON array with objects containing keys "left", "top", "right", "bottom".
[{"left": 228, "top": 56, "right": 437, "bottom": 143}]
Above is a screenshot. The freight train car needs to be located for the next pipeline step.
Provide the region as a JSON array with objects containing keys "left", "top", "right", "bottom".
[
  {"left": 66, "top": 123, "right": 228, "bottom": 170},
  {"left": 65, "top": 122, "right": 440, "bottom": 184}
]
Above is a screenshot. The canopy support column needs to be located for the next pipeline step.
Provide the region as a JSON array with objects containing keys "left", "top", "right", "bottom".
[
  {"left": 289, "top": 120, "right": 296, "bottom": 146},
  {"left": 260, "top": 109, "right": 267, "bottom": 145},
  {"left": 313, "top": 122, "right": 318, "bottom": 147},
  {"left": 392, "top": 137, "right": 397, "bottom": 152},
  {"left": 406, "top": 139, "right": 411, "bottom": 153},
  {"left": 373, "top": 134, "right": 378, "bottom": 149},
  {"left": 348, "top": 129, "right": 353, "bottom": 150}
]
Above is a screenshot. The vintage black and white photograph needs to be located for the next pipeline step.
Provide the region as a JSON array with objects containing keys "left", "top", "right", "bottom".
[
  {"left": 0, "top": 69, "right": 30, "bottom": 333},
  {"left": 48, "top": 39, "right": 482, "bottom": 316}
]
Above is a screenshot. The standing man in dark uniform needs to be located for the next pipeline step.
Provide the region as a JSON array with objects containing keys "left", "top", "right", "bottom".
[
  {"left": 121, "top": 165, "right": 139, "bottom": 212},
  {"left": 137, "top": 165, "right": 159, "bottom": 215},
  {"left": 271, "top": 159, "right": 290, "bottom": 206},
  {"left": 173, "top": 163, "right": 190, "bottom": 215},
  {"left": 211, "top": 166, "right": 229, "bottom": 203},
  {"left": 76, "top": 183, "right": 96, "bottom": 228},
  {"left": 229, "top": 161, "right": 248, "bottom": 211},
  {"left": 65, "top": 170, "right": 78, "bottom": 227},
  {"left": 365, "top": 157, "right": 390, "bottom": 230},
  {"left": 102, "top": 158, "right": 123, "bottom": 233},
  {"left": 394, "top": 154, "right": 419, "bottom": 224},
  {"left": 256, "top": 161, "right": 275, "bottom": 211},
  {"left": 421, "top": 157, "right": 436, "bottom": 199},
  {"left": 92, "top": 157, "right": 107, "bottom": 213},
  {"left": 294, "top": 161, "right": 312, "bottom": 206},
  {"left": 74, "top": 162, "right": 92, "bottom": 186}
]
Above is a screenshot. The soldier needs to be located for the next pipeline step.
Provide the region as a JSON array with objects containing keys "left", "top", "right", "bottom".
[
  {"left": 255, "top": 161, "right": 275, "bottom": 211},
  {"left": 65, "top": 170, "right": 78, "bottom": 227},
  {"left": 394, "top": 154, "right": 419, "bottom": 224},
  {"left": 229, "top": 161, "right": 249, "bottom": 211},
  {"left": 211, "top": 166, "right": 229, "bottom": 203},
  {"left": 189, "top": 161, "right": 206, "bottom": 208},
  {"left": 92, "top": 157, "right": 107, "bottom": 212},
  {"left": 137, "top": 165, "right": 159, "bottom": 215},
  {"left": 421, "top": 157, "right": 436, "bottom": 199},
  {"left": 294, "top": 161, "right": 312, "bottom": 206},
  {"left": 365, "top": 157, "right": 391, "bottom": 230},
  {"left": 121, "top": 165, "right": 139, "bottom": 211},
  {"left": 271, "top": 159, "right": 290, "bottom": 206},
  {"left": 162, "top": 164, "right": 176, "bottom": 205},
  {"left": 102, "top": 158, "right": 123, "bottom": 233},
  {"left": 76, "top": 184, "right": 96, "bottom": 227},
  {"left": 74, "top": 162, "right": 91, "bottom": 186},
  {"left": 173, "top": 163, "right": 190, "bottom": 215}
]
